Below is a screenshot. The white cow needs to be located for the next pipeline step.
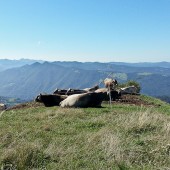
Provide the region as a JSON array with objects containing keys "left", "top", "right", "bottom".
[
  {"left": 83, "top": 85, "right": 99, "bottom": 92},
  {"left": 95, "top": 88, "right": 108, "bottom": 93},
  {"left": 60, "top": 92, "right": 106, "bottom": 108},
  {"left": 119, "top": 86, "right": 138, "bottom": 95}
]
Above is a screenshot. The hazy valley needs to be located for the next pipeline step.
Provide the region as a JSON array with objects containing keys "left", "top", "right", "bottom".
[{"left": 0, "top": 59, "right": 170, "bottom": 103}]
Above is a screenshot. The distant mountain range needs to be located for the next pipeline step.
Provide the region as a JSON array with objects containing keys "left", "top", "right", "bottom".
[
  {"left": 0, "top": 59, "right": 170, "bottom": 100},
  {"left": 110, "top": 61, "right": 170, "bottom": 68},
  {"left": 0, "top": 58, "right": 44, "bottom": 71}
]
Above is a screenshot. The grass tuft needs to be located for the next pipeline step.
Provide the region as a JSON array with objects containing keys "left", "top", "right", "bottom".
[{"left": 1, "top": 141, "right": 48, "bottom": 169}]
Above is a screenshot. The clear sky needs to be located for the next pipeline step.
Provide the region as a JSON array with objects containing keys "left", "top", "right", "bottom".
[{"left": 0, "top": 0, "right": 170, "bottom": 62}]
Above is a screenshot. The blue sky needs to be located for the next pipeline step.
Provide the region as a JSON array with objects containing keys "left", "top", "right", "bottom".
[{"left": 0, "top": 0, "right": 170, "bottom": 62}]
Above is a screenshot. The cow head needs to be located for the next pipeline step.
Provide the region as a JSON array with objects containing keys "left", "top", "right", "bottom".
[
  {"left": 104, "top": 78, "right": 118, "bottom": 90},
  {"left": 35, "top": 93, "right": 42, "bottom": 102}
]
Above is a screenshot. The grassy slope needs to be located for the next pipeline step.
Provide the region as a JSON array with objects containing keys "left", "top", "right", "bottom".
[{"left": 0, "top": 96, "right": 170, "bottom": 170}]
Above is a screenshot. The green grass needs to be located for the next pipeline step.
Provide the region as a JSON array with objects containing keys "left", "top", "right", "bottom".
[
  {"left": 140, "top": 95, "right": 170, "bottom": 115},
  {"left": 0, "top": 96, "right": 170, "bottom": 169}
]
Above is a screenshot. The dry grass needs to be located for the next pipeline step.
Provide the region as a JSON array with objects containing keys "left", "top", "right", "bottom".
[{"left": 101, "top": 108, "right": 170, "bottom": 169}]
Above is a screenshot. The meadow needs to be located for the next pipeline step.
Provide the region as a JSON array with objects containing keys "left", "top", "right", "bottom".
[{"left": 0, "top": 95, "right": 170, "bottom": 170}]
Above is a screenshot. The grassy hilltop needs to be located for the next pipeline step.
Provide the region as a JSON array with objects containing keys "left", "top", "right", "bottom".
[{"left": 0, "top": 95, "right": 170, "bottom": 170}]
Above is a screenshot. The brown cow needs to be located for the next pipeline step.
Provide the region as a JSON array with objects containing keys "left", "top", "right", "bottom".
[
  {"left": 60, "top": 92, "right": 106, "bottom": 108},
  {"left": 103, "top": 78, "right": 118, "bottom": 90}
]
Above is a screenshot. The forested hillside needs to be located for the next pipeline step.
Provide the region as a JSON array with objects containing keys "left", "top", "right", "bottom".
[{"left": 0, "top": 60, "right": 170, "bottom": 100}]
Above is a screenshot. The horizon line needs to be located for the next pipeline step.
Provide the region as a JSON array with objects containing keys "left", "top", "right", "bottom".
[{"left": 0, "top": 58, "right": 170, "bottom": 64}]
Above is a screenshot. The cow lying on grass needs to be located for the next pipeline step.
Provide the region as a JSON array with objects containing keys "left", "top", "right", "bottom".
[
  {"left": 95, "top": 88, "right": 121, "bottom": 101},
  {"left": 35, "top": 94, "right": 67, "bottom": 107},
  {"left": 119, "top": 86, "right": 138, "bottom": 95},
  {"left": 60, "top": 92, "right": 107, "bottom": 108},
  {"left": 83, "top": 85, "right": 99, "bottom": 92},
  {"left": 53, "top": 88, "right": 86, "bottom": 95},
  {"left": 53, "top": 85, "right": 99, "bottom": 95}
]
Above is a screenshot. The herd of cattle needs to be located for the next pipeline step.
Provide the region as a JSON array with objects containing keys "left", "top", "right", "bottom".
[
  {"left": 0, "top": 79, "right": 138, "bottom": 110},
  {"left": 35, "top": 78, "right": 138, "bottom": 108}
]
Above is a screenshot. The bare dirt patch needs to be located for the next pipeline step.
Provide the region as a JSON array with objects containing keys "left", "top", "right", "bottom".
[{"left": 113, "top": 94, "right": 160, "bottom": 107}]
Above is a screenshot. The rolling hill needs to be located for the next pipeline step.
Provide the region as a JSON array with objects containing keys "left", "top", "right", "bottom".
[
  {"left": 0, "top": 60, "right": 170, "bottom": 100},
  {"left": 0, "top": 62, "right": 109, "bottom": 99}
]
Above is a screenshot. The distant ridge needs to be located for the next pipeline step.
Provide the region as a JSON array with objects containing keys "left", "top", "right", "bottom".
[
  {"left": 0, "top": 58, "right": 44, "bottom": 71},
  {"left": 110, "top": 61, "right": 170, "bottom": 68},
  {"left": 1, "top": 59, "right": 170, "bottom": 72},
  {"left": 0, "top": 62, "right": 109, "bottom": 99},
  {"left": 0, "top": 60, "right": 170, "bottom": 100}
]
